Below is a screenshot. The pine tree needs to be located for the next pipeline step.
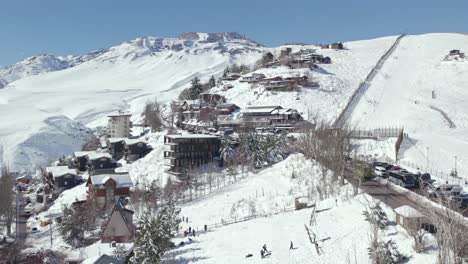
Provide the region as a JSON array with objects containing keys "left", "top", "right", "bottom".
[
  {"left": 208, "top": 75, "right": 216, "bottom": 88},
  {"left": 132, "top": 199, "right": 181, "bottom": 264},
  {"left": 189, "top": 77, "right": 203, "bottom": 100}
]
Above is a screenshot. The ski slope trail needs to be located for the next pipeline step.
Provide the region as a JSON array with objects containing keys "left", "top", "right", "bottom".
[
  {"left": 349, "top": 33, "right": 468, "bottom": 179},
  {"left": 334, "top": 34, "right": 405, "bottom": 127}
]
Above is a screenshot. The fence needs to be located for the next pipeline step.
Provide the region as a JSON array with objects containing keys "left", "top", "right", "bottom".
[
  {"left": 397, "top": 159, "right": 468, "bottom": 186},
  {"left": 334, "top": 34, "right": 406, "bottom": 128},
  {"left": 350, "top": 126, "right": 404, "bottom": 139}
]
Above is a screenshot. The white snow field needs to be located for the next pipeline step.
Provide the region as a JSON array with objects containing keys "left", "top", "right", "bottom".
[
  {"left": 165, "top": 154, "right": 436, "bottom": 264},
  {"left": 349, "top": 33, "right": 468, "bottom": 181}
]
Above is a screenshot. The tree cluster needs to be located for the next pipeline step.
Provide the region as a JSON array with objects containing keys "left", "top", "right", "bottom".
[
  {"left": 0, "top": 167, "right": 15, "bottom": 236},
  {"left": 132, "top": 198, "right": 181, "bottom": 264},
  {"left": 237, "top": 130, "right": 288, "bottom": 169},
  {"left": 364, "top": 202, "right": 406, "bottom": 264},
  {"left": 59, "top": 201, "right": 99, "bottom": 248}
]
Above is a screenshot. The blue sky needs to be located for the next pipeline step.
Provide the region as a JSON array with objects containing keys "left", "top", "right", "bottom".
[{"left": 1, "top": 0, "right": 467, "bottom": 65}]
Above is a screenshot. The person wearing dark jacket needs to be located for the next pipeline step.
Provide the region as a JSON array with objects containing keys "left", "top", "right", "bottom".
[{"left": 289, "top": 241, "right": 294, "bottom": 250}]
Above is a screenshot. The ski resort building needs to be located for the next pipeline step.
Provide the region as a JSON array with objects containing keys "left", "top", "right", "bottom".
[
  {"left": 108, "top": 113, "right": 132, "bottom": 138},
  {"left": 45, "top": 166, "right": 79, "bottom": 190},
  {"left": 107, "top": 138, "right": 150, "bottom": 161},
  {"left": 87, "top": 152, "right": 114, "bottom": 172},
  {"left": 240, "top": 106, "right": 304, "bottom": 130},
  {"left": 164, "top": 134, "right": 221, "bottom": 175},
  {"left": 86, "top": 173, "right": 133, "bottom": 208},
  {"left": 101, "top": 202, "right": 135, "bottom": 243}
]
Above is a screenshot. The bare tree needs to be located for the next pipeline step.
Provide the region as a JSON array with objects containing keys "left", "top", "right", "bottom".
[
  {"left": 425, "top": 197, "right": 468, "bottom": 264},
  {"left": 142, "top": 98, "right": 163, "bottom": 132},
  {"left": 81, "top": 134, "right": 100, "bottom": 151}
]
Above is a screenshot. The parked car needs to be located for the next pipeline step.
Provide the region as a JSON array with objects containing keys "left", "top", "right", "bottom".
[
  {"left": 414, "top": 173, "right": 435, "bottom": 188},
  {"left": 371, "top": 161, "right": 389, "bottom": 169},
  {"left": 388, "top": 170, "right": 416, "bottom": 188},
  {"left": 373, "top": 166, "right": 388, "bottom": 178},
  {"left": 448, "top": 193, "right": 468, "bottom": 209},
  {"left": 427, "top": 184, "right": 463, "bottom": 199}
]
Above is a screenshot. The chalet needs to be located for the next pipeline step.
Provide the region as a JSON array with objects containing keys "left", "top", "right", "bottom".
[
  {"left": 214, "top": 103, "right": 240, "bottom": 116},
  {"left": 329, "top": 42, "right": 344, "bottom": 50},
  {"left": 240, "top": 73, "right": 266, "bottom": 83},
  {"left": 45, "top": 166, "right": 78, "bottom": 190},
  {"left": 260, "top": 76, "right": 283, "bottom": 83},
  {"left": 222, "top": 73, "right": 241, "bottom": 81},
  {"left": 198, "top": 93, "right": 226, "bottom": 106},
  {"left": 264, "top": 80, "right": 294, "bottom": 91},
  {"left": 124, "top": 138, "right": 151, "bottom": 162},
  {"left": 108, "top": 138, "right": 126, "bottom": 160},
  {"left": 308, "top": 54, "right": 331, "bottom": 64},
  {"left": 164, "top": 134, "right": 221, "bottom": 175},
  {"left": 217, "top": 117, "right": 242, "bottom": 130},
  {"left": 101, "top": 202, "right": 135, "bottom": 243},
  {"left": 108, "top": 112, "right": 132, "bottom": 138},
  {"left": 270, "top": 108, "right": 304, "bottom": 128},
  {"left": 182, "top": 109, "right": 201, "bottom": 121},
  {"left": 74, "top": 151, "right": 94, "bottom": 171},
  {"left": 241, "top": 106, "right": 283, "bottom": 127},
  {"left": 87, "top": 152, "right": 114, "bottom": 172},
  {"left": 288, "top": 59, "right": 314, "bottom": 69},
  {"left": 86, "top": 173, "right": 133, "bottom": 208}
]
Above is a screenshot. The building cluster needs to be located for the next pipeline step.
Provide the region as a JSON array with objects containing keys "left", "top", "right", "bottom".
[{"left": 445, "top": 49, "right": 466, "bottom": 61}]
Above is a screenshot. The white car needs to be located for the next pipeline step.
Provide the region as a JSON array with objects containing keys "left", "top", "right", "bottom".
[
  {"left": 373, "top": 166, "right": 387, "bottom": 177},
  {"left": 427, "top": 184, "right": 463, "bottom": 198}
]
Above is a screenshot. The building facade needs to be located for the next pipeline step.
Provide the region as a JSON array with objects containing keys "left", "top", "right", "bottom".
[
  {"left": 108, "top": 113, "right": 132, "bottom": 138},
  {"left": 164, "top": 134, "right": 221, "bottom": 175}
]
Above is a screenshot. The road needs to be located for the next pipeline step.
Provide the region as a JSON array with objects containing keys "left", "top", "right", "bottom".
[{"left": 345, "top": 165, "right": 468, "bottom": 218}]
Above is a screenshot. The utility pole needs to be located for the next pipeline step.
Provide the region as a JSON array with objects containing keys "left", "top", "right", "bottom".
[
  {"left": 454, "top": 155, "right": 458, "bottom": 176},
  {"left": 426, "top": 147, "right": 429, "bottom": 171}
]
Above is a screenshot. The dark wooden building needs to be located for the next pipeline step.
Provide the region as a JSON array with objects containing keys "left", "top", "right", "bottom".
[
  {"left": 87, "top": 152, "right": 114, "bottom": 171},
  {"left": 164, "top": 134, "right": 221, "bottom": 175},
  {"left": 86, "top": 173, "right": 132, "bottom": 208},
  {"left": 125, "top": 138, "right": 151, "bottom": 162},
  {"left": 46, "top": 166, "right": 79, "bottom": 190},
  {"left": 108, "top": 138, "right": 126, "bottom": 160},
  {"left": 74, "top": 151, "right": 93, "bottom": 171}
]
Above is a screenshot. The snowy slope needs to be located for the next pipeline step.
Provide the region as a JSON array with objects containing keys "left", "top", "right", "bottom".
[
  {"left": 0, "top": 32, "right": 263, "bottom": 172},
  {"left": 166, "top": 154, "right": 436, "bottom": 264},
  {"left": 210, "top": 36, "right": 398, "bottom": 122},
  {"left": 349, "top": 33, "right": 468, "bottom": 180}
]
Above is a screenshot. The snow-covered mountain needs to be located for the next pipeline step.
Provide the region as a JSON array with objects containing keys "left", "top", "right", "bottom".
[
  {"left": 0, "top": 32, "right": 264, "bottom": 172},
  {"left": 2, "top": 32, "right": 468, "bottom": 176}
]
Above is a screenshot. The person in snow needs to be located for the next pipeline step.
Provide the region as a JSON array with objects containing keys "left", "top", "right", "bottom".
[
  {"left": 262, "top": 244, "right": 268, "bottom": 253},
  {"left": 289, "top": 241, "right": 294, "bottom": 250},
  {"left": 204, "top": 224, "right": 207, "bottom": 232},
  {"left": 184, "top": 230, "right": 188, "bottom": 237},
  {"left": 188, "top": 227, "right": 191, "bottom": 233},
  {"left": 192, "top": 229, "right": 196, "bottom": 236},
  {"left": 260, "top": 249, "right": 264, "bottom": 258},
  {"left": 186, "top": 217, "right": 189, "bottom": 223}
]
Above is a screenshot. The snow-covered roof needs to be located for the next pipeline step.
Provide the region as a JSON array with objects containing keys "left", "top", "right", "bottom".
[
  {"left": 165, "top": 134, "right": 219, "bottom": 139},
  {"left": 108, "top": 137, "right": 126, "bottom": 144},
  {"left": 124, "top": 138, "right": 146, "bottom": 145},
  {"left": 243, "top": 106, "right": 282, "bottom": 113},
  {"left": 46, "top": 166, "right": 77, "bottom": 178},
  {"left": 74, "top": 151, "right": 94, "bottom": 158},
  {"left": 89, "top": 173, "right": 133, "bottom": 188},
  {"left": 87, "top": 152, "right": 112, "bottom": 161},
  {"left": 107, "top": 113, "right": 131, "bottom": 117},
  {"left": 394, "top": 205, "right": 424, "bottom": 218}
]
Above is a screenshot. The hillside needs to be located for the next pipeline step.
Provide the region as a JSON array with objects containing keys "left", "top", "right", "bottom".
[
  {"left": 0, "top": 32, "right": 263, "bottom": 172},
  {"left": 0, "top": 33, "right": 398, "bottom": 172},
  {"left": 349, "top": 33, "right": 468, "bottom": 179}
]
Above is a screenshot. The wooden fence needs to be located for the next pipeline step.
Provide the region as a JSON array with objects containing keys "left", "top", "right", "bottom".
[{"left": 350, "top": 126, "right": 404, "bottom": 139}]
